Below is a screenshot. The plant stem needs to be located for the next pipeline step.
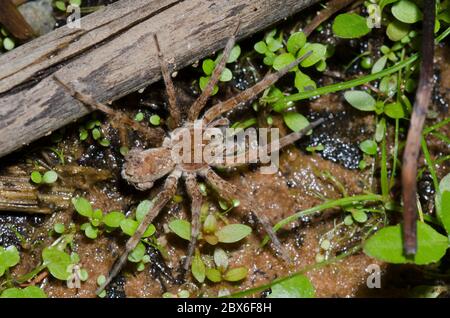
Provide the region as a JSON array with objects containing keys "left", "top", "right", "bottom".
[
  {"left": 402, "top": 0, "right": 436, "bottom": 256},
  {"left": 389, "top": 119, "right": 400, "bottom": 189},
  {"left": 423, "top": 117, "right": 450, "bottom": 135},
  {"left": 430, "top": 131, "right": 450, "bottom": 145},
  {"left": 420, "top": 138, "right": 440, "bottom": 194},
  {"left": 284, "top": 56, "right": 419, "bottom": 102},
  {"left": 280, "top": 26, "right": 450, "bottom": 104},
  {"left": 381, "top": 135, "right": 389, "bottom": 199},
  {"left": 261, "top": 194, "right": 383, "bottom": 246}
]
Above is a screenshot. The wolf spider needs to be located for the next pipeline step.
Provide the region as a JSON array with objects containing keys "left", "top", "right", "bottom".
[{"left": 54, "top": 25, "right": 323, "bottom": 294}]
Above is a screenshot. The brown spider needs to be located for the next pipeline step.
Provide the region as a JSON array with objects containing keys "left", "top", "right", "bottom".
[{"left": 54, "top": 26, "right": 323, "bottom": 294}]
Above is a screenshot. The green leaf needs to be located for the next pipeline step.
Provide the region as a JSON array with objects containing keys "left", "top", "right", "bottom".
[
  {"left": 30, "top": 171, "right": 42, "bottom": 184},
  {"left": 439, "top": 191, "right": 450, "bottom": 235},
  {"left": 206, "top": 268, "right": 222, "bottom": 283},
  {"left": 371, "top": 56, "right": 388, "bottom": 74},
  {"left": 266, "top": 37, "right": 283, "bottom": 52},
  {"left": 192, "top": 251, "right": 205, "bottom": 283},
  {"left": 227, "top": 45, "right": 241, "bottom": 63},
  {"left": 375, "top": 118, "right": 386, "bottom": 142},
  {"left": 149, "top": 115, "right": 161, "bottom": 126},
  {"left": 384, "top": 102, "right": 405, "bottom": 119},
  {"left": 92, "top": 128, "right": 101, "bottom": 140},
  {"left": 391, "top": 0, "right": 422, "bottom": 24},
  {"left": 84, "top": 224, "right": 98, "bottom": 239},
  {"left": 254, "top": 41, "right": 268, "bottom": 54},
  {"left": 219, "top": 68, "right": 233, "bottom": 82},
  {"left": 351, "top": 209, "right": 368, "bottom": 223},
  {"left": 344, "top": 90, "right": 376, "bottom": 111},
  {"left": 363, "top": 222, "right": 448, "bottom": 265},
  {"left": 202, "top": 59, "right": 215, "bottom": 76},
  {"left": 216, "top": 224, "right": 252, "bottom": 243},
  {"left": 128, "top": 242, "right": 146, "bottom": 263},
  {"left": 168, "top": 219, "right": 191, "bottom": 241},
  {"left": 283, "top": 112, "right": 311, "bottom": 134},
  {"left": 359, "top": 140, "right": 378, "bottom": 155},
  {"left": 332, "top": 13, "right": 370, "bottom": 39},
  {"left": 387, "top": 20, "right": 410, "bottom": 41},
  {"left": 294, "top": 70, "right": 316, "bottom": 92},
  {"left": 134, "top": 112, "right": 144, "bottom": 122},
  {"left": 298, "top": 43, "right": 326, "bottom": 67},
  {"left": 120, "top": 219, "right": 155, "bottom": 238},
  {"left": 54, "top": 223, "right": 65, "bottom": 234},
  {"left": 273, "top": 53, "right": 296, "bottom": 71},
  {"left": 287, "top": 32, "right": 306, "bottom": 55},
  {"left": 103, "top": 211, "right": 125, "bottom": 228},
  {"left": 69, "top": 0, "right": 82, "bottom": 6},
  {"left": 379, "top": 75, "right": 397, "bottom": 97},
  {"left": 199, "top": 76, "right": 219, "bottom": 95},
  {"left": 268, "top": 275, "right": 315, "bottom": 298},
  {"left": 42, "top": 171, "right": 58, "bottom": 184},
  {"left": 203, "top": 214, "right": 218, "bottom": 234},
  {"left": 3, "top": 37, "right": 15, "bottom": 51},
  {"left": 54, "top": 0, "right": 66, "bottom": 11},
  {"left": 222, "top": 267, "right": 248, "bottom": 282},
  {"left": 436, "top": 174, "right": 450, "bottom": 234},
  {"left": 42, "top": 247, "right": 71, "bottom": 280},
  {"left": 0, "top": 286, "right": 47, "bottom": 298},
  {"left": 213, "top": 248, "right": 229, "bottom": 272},
  {"left": 72, "top": 197, "right": 93, "bottom": 218},
  {"left": 136, "top": 200, "right": 153, "bottom": 223},
  {"left": 0, "top": 246, "right": 20, "bottom": 276}
]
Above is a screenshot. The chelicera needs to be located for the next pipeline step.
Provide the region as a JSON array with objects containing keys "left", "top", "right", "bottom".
[{"left": 54, "top": 25, "right": 323, "bottom": 294}]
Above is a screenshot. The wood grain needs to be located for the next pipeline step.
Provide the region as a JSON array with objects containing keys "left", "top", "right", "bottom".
[{"left": 0, "top": 0, "right": 318, "bottom": 158}]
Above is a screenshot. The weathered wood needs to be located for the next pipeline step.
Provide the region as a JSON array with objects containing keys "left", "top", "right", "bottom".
[{"left": 0, "top": 0, "right": 319, "bottom": 158}]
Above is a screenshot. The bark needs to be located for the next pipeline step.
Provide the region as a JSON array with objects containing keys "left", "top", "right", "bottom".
[{"left": 0, "top": 0, "right": 319, "bottom": 158}]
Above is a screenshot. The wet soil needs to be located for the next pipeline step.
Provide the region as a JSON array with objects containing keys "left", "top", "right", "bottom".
[{"left": 1, "top": 4, "right": 449, "bottom": 298}]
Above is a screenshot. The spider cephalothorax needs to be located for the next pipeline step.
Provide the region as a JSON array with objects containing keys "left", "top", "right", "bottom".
[{"left": 54, "top": 26, "right": 323, "bottom": 294}]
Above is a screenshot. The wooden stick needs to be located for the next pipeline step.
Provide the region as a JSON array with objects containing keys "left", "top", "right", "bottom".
[
  {"left": 0, "top": 0, "right": 319, "bottom": 159},
  {"left": 303, "top": 0, "right": 356, "bottom": 37},
  {"left": 0, "top": 0, "right": 36, "bottom": 40},
  {"left": 402, "top": 0, "right": 436, "bottom": 256}
]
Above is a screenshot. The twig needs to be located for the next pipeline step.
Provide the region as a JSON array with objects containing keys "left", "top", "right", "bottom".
[
  {"left": 303, "top": 0, "right": 357, "bottom": 37},
  {"left": 0, "top": 0, "right": 35, "bottom": 40},
  {"left": 402, "top": 0, "right": 436, "bottom": 256}
]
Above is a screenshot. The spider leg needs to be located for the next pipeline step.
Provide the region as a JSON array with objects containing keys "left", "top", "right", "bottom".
[
  {"left": 214, "top": 118, "right": 325, "bottom": 168},
  {"left": 53, "top": 75, "right": 164, "bottom": 145},
  {"left": 200, "top": 167, "right": 290, "bottom": 262},
  {"left": 181, "top": 173, "right": 202, "bottom": 275},
  {"left": 96, "top": 169, "right": 181, "bottom": 295},
  {"left": 188, "top": 23, "right": 240, "bottom": 121},
  {"left": 202, "top": 50, "right": 313, "bottom": 124},
  {"left": 153, "top": 34, "right": 182, "bottom": 128}
]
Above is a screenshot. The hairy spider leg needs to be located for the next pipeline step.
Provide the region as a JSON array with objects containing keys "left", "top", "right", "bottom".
[
  {"left": 53, "top": 75, "right": 164, "bottom": 145},
  {"left": 153, "top": 34, "right": 182, "bottom": 128},
  {"left": 97, "top": 169, "right": 181, "bottom": 295},
  {"left": 188, "top": 23, "right": 241, "bottom": 121},
  {"left": 216, "top": 118, "right": 325, "bottom": 168},
  {"left": 200, "top": 167, "right": 290, "bottom": 262},
  {"left": 182, "top": 173, "right": 203, "bottom": 274},
  {"left": 202, "top": 51, "right": 313, "bottom": 124}
]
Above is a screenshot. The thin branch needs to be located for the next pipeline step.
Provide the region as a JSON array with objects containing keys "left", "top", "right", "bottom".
[
  {"left": 402, "top": 0, "right": 436, "bottom": 256},
  {"left": 303, "top": 0, "right": 357, "bottom": 37}
]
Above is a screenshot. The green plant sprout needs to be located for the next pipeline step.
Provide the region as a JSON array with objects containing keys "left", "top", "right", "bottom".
[
  {"left": 78, "top": 115, "right": 111, "bottom": 147},
  {"left": 72, "top": 197, "right": 159, "bottom": 271},
  {"left": 199, "top": 45, "right": 241, "bottom": 95}
]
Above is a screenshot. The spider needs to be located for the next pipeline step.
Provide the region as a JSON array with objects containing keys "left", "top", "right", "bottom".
[{"left": 54, "top": 25, "right": 323, "bottom": 294}]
